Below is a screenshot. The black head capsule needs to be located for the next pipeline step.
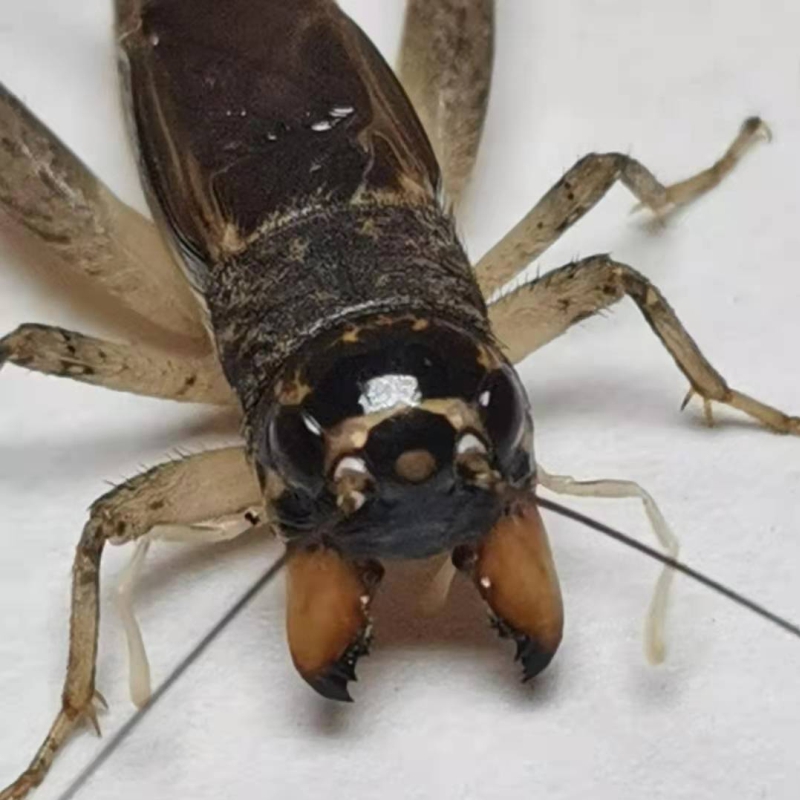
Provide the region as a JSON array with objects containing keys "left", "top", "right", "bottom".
[
  {"left": 257, "top": 315, "right": 533, "bottom": 559},
  {"left": 254, "top": 314, "right": 541, "bottom": 698}
]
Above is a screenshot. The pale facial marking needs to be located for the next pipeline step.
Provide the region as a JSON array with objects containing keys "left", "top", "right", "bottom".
[{"left": 394, "top": 449, "right": 437, "bottom": 483}]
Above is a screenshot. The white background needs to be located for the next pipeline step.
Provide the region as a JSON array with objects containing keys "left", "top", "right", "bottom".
[{"left": 2, "top": 2, "right": 800, "bottom": 799}]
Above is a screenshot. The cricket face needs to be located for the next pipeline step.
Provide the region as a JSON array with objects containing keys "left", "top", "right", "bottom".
[
  {"left": 257, "top": 315, "right": 534, "bottom": 555},
  {"left": 253, "top": 315, "right": 563, "bottom": 699}
]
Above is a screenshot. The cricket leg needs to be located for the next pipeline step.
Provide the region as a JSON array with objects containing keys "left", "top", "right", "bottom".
[
  {"left": 0, "top": 84, "right": 208, "bottom": 350},
  {"left": 117, "top": 506, "right": 265, "bottom": 707},
  {"left": 489, "top": 255, "right": 800, "bottom": 435},
  {"left": 0, "top": 323, "right": 233, "bottom": 404},
  {"left": 475, "top": 118, "right": 770, "bottom": 297},
  {"left": 0, "top": 448, "right": 261, "bottom": 800},
  {"left": 399, "top": 0, "right": 494, "bottom": 207},
  {"left": 536, "top": 466, "right": 679, "bottom": 664}
]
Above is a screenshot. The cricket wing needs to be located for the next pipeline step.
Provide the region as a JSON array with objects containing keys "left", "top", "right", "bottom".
[{"left": 115, "top": 0, "right": 440, "bottom": 287}]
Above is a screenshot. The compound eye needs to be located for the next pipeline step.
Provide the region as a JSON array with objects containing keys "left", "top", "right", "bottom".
[
  {"left": 477, "top": 367, "right": 529, "bottom": 463},
  {"left": 265, "top": 407, "right": 325, "bottom": 489}
]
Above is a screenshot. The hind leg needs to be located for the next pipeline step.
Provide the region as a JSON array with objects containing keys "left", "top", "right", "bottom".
[
  {"left": 0, "top": 84, "right": 208, "bottom": 350},
  {"left": 399, "top": 0, "right": 494, "bottom": 207}
]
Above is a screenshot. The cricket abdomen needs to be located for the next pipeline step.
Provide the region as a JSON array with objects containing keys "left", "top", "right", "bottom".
[{"left": 206, "top": 198, "right": 489, "bottom": 420}]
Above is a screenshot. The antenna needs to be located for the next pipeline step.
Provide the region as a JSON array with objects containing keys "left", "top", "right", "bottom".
[
  {"left": 57, "top": 551, "right": 290, "bottom": 800},
  {"left": 536, "top": 495, "right": 800, "bottom": 640}
]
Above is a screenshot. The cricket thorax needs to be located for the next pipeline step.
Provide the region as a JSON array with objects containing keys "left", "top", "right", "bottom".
[
  {"left": 205, "top": 199, "right": 489, "bottom": 418},
  {"left": 253, "top": 315, "right": 534, "bottom": 559}
]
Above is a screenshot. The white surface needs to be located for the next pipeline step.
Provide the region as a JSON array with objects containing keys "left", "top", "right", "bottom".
[{"left": 2, "top": 2, "right": 800, "bottom": 799}]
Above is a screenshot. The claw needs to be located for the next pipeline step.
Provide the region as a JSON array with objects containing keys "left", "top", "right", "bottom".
[
  {"left": 306, "top": 668, "right": 354, "bottom": 702},
  {"left": 74, "top": 692, "right": 107, "bottom": 736},
  {"left": 0, "top": 692, "right": 108, "bottom": 800},
  {"left": 516, "top": 638, "right": 557, "bottom": 682},
  {"left": 303, "top": 629, "right": 371, "bottom": 702},
  {"left": 85, "top": 706, "right": 102, "bottom": 737},
  {"left": 0, "top": 770, "right": 39, "bottom": 800},
  {"left": 492, "top": 617, "right": 556, "bottom": 682},
  {"left": 93, "top": 689, "right": 109, "bottom": 710},
  {"left": 742, "top": 115, "right": 772, "bottom": 144},
  {"left": 680, "top": 389, "right": 718, "bottom": 428},
  {"left": 286, "top": 547, "right": 378, "bottom": 702},
  {"left": 474, "top": 497, "right": 564, "bottom": 681}
]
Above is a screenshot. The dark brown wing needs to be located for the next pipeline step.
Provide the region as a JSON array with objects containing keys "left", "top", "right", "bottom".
[{"left": 115, "top": 0, "right": 440, "bottom": 284}]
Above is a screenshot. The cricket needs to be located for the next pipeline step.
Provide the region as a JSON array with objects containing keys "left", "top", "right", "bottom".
[{"left": 1, "top": 1, "right": 799, "bottom": 797}]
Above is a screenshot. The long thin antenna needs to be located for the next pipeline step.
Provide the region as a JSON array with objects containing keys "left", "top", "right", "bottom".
[
  {"left": 536, "top": 495, "right": 800, "bottom": 640},
  {"left": 57, "top": 551, "right": 290, "bottom": 800},
  {"left": 55, "top": 501, "right": 799, "bottom": 799}
]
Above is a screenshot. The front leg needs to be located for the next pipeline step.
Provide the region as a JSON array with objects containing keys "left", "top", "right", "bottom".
[
  {"left": 475, "top": 118, "right": 769, "bottom": 297},
  {"left": 1, "top": 324, "right": 233, "bottom": 404},
  {"left": 0, "top": 448, "right": 261, "bottom": 800},
  {"left": 489, "top": 255, "right": 800, "bottom": 435}
]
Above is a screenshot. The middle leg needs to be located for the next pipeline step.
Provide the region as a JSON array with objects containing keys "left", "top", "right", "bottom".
[
  {"left": 399, "top": 0, "right": 495, "bottom": 207},
  {"left": 489, "top": 254, "right": 800, "bottom": 435}
]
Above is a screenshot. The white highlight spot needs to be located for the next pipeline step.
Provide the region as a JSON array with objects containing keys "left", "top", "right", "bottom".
[
  {"left": 456, "top": 433, "right": 487, "bottom": 455},
  {"left": 334, "top": 456, "right": 368, "bottom": 480},
  {"left": 302, "top": 413, "right": 323, "bottom": 437},
  {"left": 359, "top": 374, "right": 421, "bottom": 414},
  {"left": 480, "top": 576, "right": 492, "bottom": 590}
]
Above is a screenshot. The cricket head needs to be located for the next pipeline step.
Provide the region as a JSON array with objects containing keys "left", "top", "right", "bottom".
[
  {"left": 257, "top": 314, "right": 534, "bottom": 554},
  {"left": 253, "top": 314, "right": 562, "bottom": 699}
]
